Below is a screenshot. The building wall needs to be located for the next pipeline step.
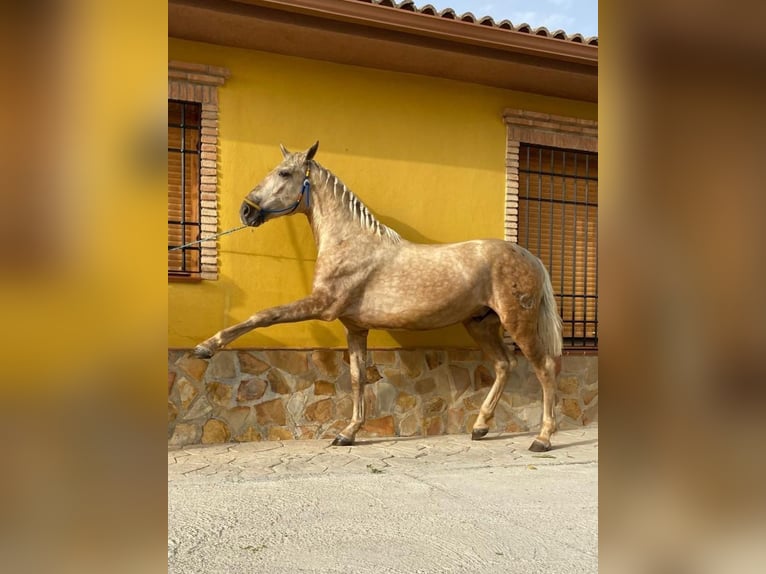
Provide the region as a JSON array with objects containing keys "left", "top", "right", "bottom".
[{"left": 168, "top": 38, "right": 597, "bottom": 350}]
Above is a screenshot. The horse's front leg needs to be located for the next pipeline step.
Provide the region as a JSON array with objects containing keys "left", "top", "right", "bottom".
[
  {"left": 331, "top": 326, "right": 368, "bottom": 446},
  {"left": 193, "top": 295, "right": 332, "bottom": 358}
]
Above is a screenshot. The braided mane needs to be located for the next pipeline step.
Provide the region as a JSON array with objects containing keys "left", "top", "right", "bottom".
[{"left": 313, "top": 163, "right": 402, "bottom": 244}]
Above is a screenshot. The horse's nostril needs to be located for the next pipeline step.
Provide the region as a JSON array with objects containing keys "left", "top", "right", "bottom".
[{"left": 240, "top": 202, "right": 254, "bottom": 225}]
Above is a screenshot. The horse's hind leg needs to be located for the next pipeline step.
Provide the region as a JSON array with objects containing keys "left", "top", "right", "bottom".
[
  {"left": 514, "top": 334, "right": 558, "bottom": 452},
  {"left": 463, "top": 312, "right": 517, "bottom": 440},
  {"left": 331, "top": 326, "right": 368, "bottom": 446}
]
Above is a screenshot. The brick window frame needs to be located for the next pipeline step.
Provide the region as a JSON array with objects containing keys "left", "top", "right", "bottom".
[
  {"left": 168, "top": 60, "right": 229, "bottom": 281},
  {"left": 502, "top": 109, "right": 598, "bottom": 349}
]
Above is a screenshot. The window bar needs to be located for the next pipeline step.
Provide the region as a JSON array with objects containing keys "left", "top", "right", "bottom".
[
  {"left": 593, "top": 171, "right": 599, "bottom": 344},
  {"left": 180, "top": 103, "right": 187, "bottom": 272},
  {"left": 524, "top": 145, "right": 530, "bottom": 248},
  {"left": 194, "top": 117, "right": 202, "bottom": 258},
  {"left": 560, "top": 150, "right": 567, "bottom": 338},
  {"left": 528, "top": 196, "right": 591, "bottom": 207},
  {"left": 549, "top": 147, "right": 555, "bottom": 282},
  {"left": 519, "top": 168, "right": 597, "bottom": 181},
  {"left": 571, "top": 152, "right": 578, "bottom": 345},
  {"left": 583, "top": 153, "right": 590, "bottom": 347},
  {"left": 537, "top": 147, "right": 542, "bottom": 260}
]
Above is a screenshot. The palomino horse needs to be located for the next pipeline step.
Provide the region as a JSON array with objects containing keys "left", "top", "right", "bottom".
[{"left": 194, "top": 142, "right": 563, "bottom": 451}]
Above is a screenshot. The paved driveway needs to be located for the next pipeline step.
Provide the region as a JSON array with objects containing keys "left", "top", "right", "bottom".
[{"left": 169, "top": 425, "right": 598, "bottom": 573}]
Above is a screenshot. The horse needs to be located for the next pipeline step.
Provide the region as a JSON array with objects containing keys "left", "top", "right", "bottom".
[{"left": 194, "top": 142, "right": 563, "bottom": 451}]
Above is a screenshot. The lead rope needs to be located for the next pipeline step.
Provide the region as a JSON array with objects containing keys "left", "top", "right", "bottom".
[{"left": 168, "top": 224, "right": 248, "bottom": 251}]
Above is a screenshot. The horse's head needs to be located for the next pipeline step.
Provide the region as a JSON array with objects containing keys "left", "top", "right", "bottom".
[{"left": 240, "top": 141, "right": 319, "bottom": 227}]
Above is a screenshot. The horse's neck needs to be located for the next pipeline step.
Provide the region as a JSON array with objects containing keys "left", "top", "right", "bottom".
[{"left": 306, "top": 166, "right": 401, "bottom": 252}]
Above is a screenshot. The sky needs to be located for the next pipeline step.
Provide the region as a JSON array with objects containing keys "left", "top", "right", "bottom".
[{"left": 421, "top": 1, "right": 598, "bottom": 38}]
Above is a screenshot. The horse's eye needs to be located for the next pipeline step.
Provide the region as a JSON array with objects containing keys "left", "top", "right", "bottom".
[{"left": 278, "top": 170, "right": 291, "bottom": 178}]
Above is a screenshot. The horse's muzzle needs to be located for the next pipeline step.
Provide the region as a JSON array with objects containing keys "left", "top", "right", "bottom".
[{"left": 240, "top": 201, "right": 264, "bottom": 227}]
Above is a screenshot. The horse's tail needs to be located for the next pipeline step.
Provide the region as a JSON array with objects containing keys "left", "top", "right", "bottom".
[{"left": 537, "top": 259, "right": 563, "bottom": 364}]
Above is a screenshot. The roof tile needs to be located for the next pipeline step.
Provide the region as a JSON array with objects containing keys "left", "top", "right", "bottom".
[
  {"left": 355, "top": 0, "right": 598, "bottom": 45},
  {"left": 440, "top": 8, "right": 456, "bottom": 20}
]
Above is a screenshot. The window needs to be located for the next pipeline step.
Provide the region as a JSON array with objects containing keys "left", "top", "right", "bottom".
[
  {"left": 167, "top": 60, "right": 230, "bottom": 280},
  {"left": 168, "top": 100, "right": 202, "bottom": 276},
  {"left": 518, "top": 145, "right": 598, "bottom": 348},
  {"left": 503, "top": 109, "right": 598, "bottom": 350}
]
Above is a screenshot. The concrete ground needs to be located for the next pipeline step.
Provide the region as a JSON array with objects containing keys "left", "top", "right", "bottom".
[{"left": 169, "top": 425, "right": 598, "bottom": 573}]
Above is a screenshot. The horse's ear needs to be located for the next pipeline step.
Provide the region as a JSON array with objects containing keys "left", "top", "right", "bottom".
[
  {"left": 306, "top": 141, "right": 319, "bottom": 161},
  {"left": 280, "top": 144, "right": 290, "bottom": 158}
]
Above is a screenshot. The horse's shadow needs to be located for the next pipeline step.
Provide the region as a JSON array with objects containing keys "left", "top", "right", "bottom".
[
  {"left": 337, "top": 431, "right": 527, "bottom": 447},
  {"left": 549, "top": 438, "right": 598, "bottom": 450},
  {"left": 335, "top": 435, "right": 427, "bottom": 447},
  {"left": 340, "top": 433, "right": 598, "bottom": 451},
  {"left": 480, "top": 433, "right": 598, "bottom": 450},
  {"left": 376, "top": 214, "right": 440, "bottom": 245}
]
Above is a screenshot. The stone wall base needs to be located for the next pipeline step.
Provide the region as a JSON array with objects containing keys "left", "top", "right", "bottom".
[{"left": 168, "top": 348, "right": 597, "bottom": 447}]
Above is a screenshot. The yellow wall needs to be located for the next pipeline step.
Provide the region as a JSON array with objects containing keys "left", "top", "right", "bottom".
[{"left": 168, "top": 38, "right": 597, "bottom": 349}]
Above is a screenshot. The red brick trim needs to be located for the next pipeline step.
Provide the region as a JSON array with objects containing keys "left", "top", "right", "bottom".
[
  {"left": 168, "top": 61, "right": 230, "bottom": 281},
  {"left": 502, "top": 109, "right": 597, "bottom": 243}
]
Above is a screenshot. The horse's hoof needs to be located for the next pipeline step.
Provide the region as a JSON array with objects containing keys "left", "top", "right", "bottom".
[
  {"left": 193, "top": 345, "right": 213, "bottom": 359},
  {"left": 529, "top": 439, "right": 551, "bottom": 452},
  {"left": 471, "top": 428, "right": 489, "bottom": 440},
  {"left": 330, "top": 435, "right": 354, "bottom": 447}
]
